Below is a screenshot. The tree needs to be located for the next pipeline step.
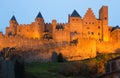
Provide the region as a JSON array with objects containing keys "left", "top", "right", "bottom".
[
  {"left": 0, "top": 47, "right": 25, "bottom": 78},
  {"left": 0, "top": 59, "right": 2, "bottom": 78},
  {"left": 14, "top": 59, "right": 25, "bottom": 78},
  {"left": 57, "top": 53, "right": 64, "bottom": 62}
]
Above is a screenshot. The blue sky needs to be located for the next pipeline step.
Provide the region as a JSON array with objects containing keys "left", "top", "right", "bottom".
[{"left": 0, "top": 0, "right": 119, "bottom": 33}]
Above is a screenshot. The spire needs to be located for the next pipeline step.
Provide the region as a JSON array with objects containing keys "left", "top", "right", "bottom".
[
  {"left": 36, "top": 12, "right": 43, "bottom": 19},
  {"left": 10, "top": 15, "right": 17, "bottom": 21},
  {"left": 71, "top": 10, "right": 81, "bottom": 17}
]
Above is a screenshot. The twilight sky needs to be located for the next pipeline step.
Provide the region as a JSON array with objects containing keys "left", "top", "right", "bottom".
[{"left": 0, "top": 0, "right": 119, "bottom": 33}]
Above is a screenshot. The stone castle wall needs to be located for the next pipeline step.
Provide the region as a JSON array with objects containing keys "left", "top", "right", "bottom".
[
  {"left": 0, "top": 6, "right": 120, "bottom": 62},
  {"left": 0, "top": 35, "right": 97, "bottom": 61},
  {"left": 0, "top": 34, "right": 120, "bottom": 62},
  {"left": 97, "top": 41, "right": 120, "bottom": 53}
]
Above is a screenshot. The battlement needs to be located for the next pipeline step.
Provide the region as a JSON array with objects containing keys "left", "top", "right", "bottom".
[
  {"left": 45, "top": 23, "right": 51, "bottom": 25},
  {"left": 19, "top": 24, "right": 31, "bottom": 26},
  {"left": 0, "top": 6, "right": 120, "bottom": 61}
]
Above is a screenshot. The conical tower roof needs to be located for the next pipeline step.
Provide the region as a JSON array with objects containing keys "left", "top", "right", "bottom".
[
  {"left": 36, "top": 12, "right": 43, "bottom": 19},
  {"left": 71, "top": 10, "right": 81, "bottom": 17},
  {"left": 10, "top": 15, "right": 17, "bottom": 21}
]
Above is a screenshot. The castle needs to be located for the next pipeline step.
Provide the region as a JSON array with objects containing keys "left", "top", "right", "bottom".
[
  {"left": 0, "top": 6, "right": 120, "bottom": 61},
  {"left": 6, "top": 6, "right": 109, "bottom": 41}
]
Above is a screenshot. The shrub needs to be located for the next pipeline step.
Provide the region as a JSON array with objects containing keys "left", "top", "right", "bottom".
[
  {"left": 57, "top": 53, "right": 64, "bottom": 62},
  {"left": 58, "top": 62, "right": 89, "bottom": 77},
  {"left": 14, "top": 60, "right": 25, "bottom": 78}
]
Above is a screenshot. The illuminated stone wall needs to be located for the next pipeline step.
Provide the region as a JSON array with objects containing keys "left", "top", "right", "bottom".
[{"left": 0, "top": 6, "right": 120, "bottom": 61}]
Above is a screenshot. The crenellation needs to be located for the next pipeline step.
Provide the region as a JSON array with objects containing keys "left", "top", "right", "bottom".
[{"left": 0, "top": 6, "right": 120, "bottom": 61}]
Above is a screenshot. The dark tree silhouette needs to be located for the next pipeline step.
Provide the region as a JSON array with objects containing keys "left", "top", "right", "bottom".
[
  {"left": 14, "top": 60, "right": 25, "bottom": 78},
  {"left": 0, "top": 59, "right": 2, "bottom": 78},
  {"left": 0, "top": 47, "right": 25, "bottom": 78},
  {"left": 57, "top": 53, "right": 64, "bottom": 62}
]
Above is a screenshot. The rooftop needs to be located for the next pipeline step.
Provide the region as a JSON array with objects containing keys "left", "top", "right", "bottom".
[
  {"left": 36, "top": 12, "right": 43, "bottom": 19},
  {"left": 71, "top": 10, "right": 81, "bottom": 17}
]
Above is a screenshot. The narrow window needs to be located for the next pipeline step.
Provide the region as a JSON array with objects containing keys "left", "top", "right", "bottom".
[
  {"left": 105, "top": 17, "right": 107, "bottom": 20},
  {"left": 18, "top": 29, "right": 20, "bottom": 32},
  {"left": 87, "top": 27, "right": 90, "bottom": 29},
  {"left": 88, "top": 31, "right": 90, "bottom": 34},
  {"left": 98, "top": 26, "right": 100, "bottom": 29},
  {"left": 76, "top": 19, "right": 78, "bottom": 21},
  {"left": 91, "top": 32, "right": 94, "bottom": 35},
  {"left": 98, "top": 33, "right": 100, "bottom": 35}
]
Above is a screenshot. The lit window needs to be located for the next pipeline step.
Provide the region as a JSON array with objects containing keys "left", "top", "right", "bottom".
[
  {"left": 98, "top": 33, "right": 100, "bottom": 35},
  {"left": 98, "top": 26, "right": 100, "bottom": 29},
  {"left": 88, "top": 31, "right": 90, "bottom": 34},
  {"left": 105, "top": 17, "right": 107, "bottom": 20},
  {"left": 87, "top": 27, "right": 90, "bottom": 29},
  {"left": 18, "top": 30, "right": 20, "bottom": 32},
  {"left": 91, "top": 32, "right": 94, "bottom": 35}
]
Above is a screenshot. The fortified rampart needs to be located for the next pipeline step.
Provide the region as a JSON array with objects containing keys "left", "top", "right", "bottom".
[{"left": 0, "top": 6, "right": 120, "bottom": 62}]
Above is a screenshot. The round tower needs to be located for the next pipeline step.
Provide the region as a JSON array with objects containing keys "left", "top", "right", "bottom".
[
  {"left": 69, "top": 10, "right": 83, "bottom": 39},
  {"left": 34, "top": 12, "right": 45, "bottom": 39},
  {"left": 9, "top": 15, "right": 18, "bottom": 36},
  {"left": 35, "top": 12, "right": 44, "bottom": 27}
]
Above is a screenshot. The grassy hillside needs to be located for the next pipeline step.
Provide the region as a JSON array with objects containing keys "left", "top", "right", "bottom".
[
  {"left": 25, "top": 53, "right": 120, "bottom": 78},
  {"left": 25, "top": 62, "right": 75, "bottom": 78}
]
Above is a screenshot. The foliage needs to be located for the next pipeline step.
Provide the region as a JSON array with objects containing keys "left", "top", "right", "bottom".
[
  {"left": 0, "top": 62, "right": 2, "bottom": 78},
  {"left": 25, "top": 53, "right": 120, "bottom": 78},
  {"left": 0, "top": 47, "right": 25, "bottom": 78},
  {"left": 57, "top": 53, "right": 64, "bottom": 62},
  {"left": 14, "top": 60, "right": 25, "bottom": 78},
  {"left": 58, "top": 62, "right": 89, "bottom": 77}
]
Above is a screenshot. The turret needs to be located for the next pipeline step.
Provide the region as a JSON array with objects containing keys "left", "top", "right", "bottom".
[
  {"left": 10, "top": 15, "right": 18, "bottom": 25},
  {"left": 9, "top": 15, "right": 18, "bottom": 36},
  {"left": 99, "top": 6, "right": 109, "bottom": 41},
  {"left": 69, "top": 10, "right": 82, "bottom": 38},
  {"left": 35, "top": 12, "right": 44, "bottom": 31},
  {"left": 35, "top": 12, "right": 44, "bottom": 24},
  {"left": 52, "top": 19, "right": 57, "bottom": 39},
  {"left": 34, "top": 12, "right": 45, "bottom": 39}
]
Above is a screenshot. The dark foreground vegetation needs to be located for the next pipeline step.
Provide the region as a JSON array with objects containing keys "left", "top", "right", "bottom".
[
  {"left": 25, "top": 53, "right": 120, "bottom": 78},
  {"left": 0, "top": 47, "right": 25, "bottom": 78},
  {"left": 1, "top": 47, "right": 120, "bottom": 78}
]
